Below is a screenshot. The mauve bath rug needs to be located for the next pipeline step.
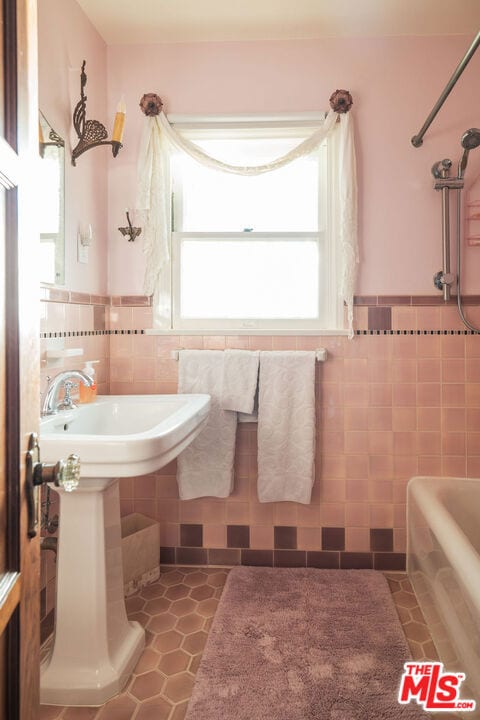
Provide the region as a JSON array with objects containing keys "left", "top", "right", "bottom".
[{"left": 185, "top": 567, "right": 427, "bottom": 720}]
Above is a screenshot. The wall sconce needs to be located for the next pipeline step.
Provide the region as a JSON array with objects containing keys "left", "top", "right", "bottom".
[
  {"left": 118, "top": 211, "right": 142, "bottom": 242},
  {"left": 71, "top": 60, "right": 126, "bottom": 166}
]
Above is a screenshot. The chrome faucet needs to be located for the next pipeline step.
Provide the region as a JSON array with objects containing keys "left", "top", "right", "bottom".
[{"left": 41, "top": 370, "right": 93, "bottom": 417}]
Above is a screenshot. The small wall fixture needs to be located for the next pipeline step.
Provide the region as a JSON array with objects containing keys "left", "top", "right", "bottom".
[
  {"left": 71, "top": 60, "right": 125, "bottom": 166},
  {"left": 78, "top": 223, "right": 93, "bottom": 247},
  {"left": 77, "top": 223, "right": 93, "bottom": 264},
  {"left": 118, "top": 211, "right": 142, "bottom": 242},
  {"left": 39, "top": 117, "right": 64, "bottom": 159}
]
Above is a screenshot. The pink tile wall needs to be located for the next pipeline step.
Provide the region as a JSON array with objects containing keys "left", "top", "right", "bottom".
[
  {"left": 110, "top": 304, "right": 480, "bottom": 558},
  {"left": 40, "top": 299, "right": 110, "bottom": 400},
  {"left": 40, "top": 294, "right": 480, "bottom": 626}
]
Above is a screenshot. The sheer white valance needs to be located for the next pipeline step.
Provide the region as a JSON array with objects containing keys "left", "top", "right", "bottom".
[{"left": 136, "top": 106, "right": 358, "bottom": 335}]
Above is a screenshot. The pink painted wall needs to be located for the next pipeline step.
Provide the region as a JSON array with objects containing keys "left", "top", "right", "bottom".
[
  {"left": 38, "top": 0, "right": 108, "bottom": 294},
  {"left": 107, "top": 35, "right": 480, "bottom": 297}
]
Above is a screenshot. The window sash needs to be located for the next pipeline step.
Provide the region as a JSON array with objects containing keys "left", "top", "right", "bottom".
[
  {"left": 171, "top": 231, "right": 340, "bottom": 331},
  {"left": 171, "top": 141, "right": 325, "bottom": 235}
]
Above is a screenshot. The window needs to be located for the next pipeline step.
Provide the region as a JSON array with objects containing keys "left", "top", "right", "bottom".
[{"left": 156, "top": 117, "right": 346, "bottom": 333}]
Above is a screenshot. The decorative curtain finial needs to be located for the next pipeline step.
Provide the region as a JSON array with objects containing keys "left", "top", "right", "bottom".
[
  {"left": 139, "top": 93, "right": 163, "bottom": 116},
  {"left": 329, "top": 89, "right": 353, "bottom": 114}
]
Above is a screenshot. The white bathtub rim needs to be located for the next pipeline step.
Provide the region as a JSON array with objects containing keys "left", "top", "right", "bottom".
[{"left": 407, "top": 475, "right": 480, "bottom": 611}]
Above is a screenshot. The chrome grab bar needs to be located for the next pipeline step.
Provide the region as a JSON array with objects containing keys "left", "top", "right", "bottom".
[{"left": 411, "top": 30, "right": 480, "bottom": 148}]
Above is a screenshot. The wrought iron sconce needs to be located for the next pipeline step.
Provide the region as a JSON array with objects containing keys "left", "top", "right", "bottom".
[
  {"left": 118, "top": 211, "right": 142, "bottom": 242},
  {"left": 71, "top": 60, "right": 125, "bottom": 166}
]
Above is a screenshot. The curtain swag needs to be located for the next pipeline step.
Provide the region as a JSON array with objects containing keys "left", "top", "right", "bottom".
[{"left": 136, "top": 107, "right": 358, "bottom": 336}]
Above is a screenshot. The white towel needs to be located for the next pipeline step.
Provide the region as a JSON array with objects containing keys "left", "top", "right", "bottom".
[
  {"left": 257, "top": 351, "right": 316, "bottom": 504},
  {"left": 220, "top": 349, "right": 259, "bottom": 414},
  {"left": 177, "top": 350, "right": 237, "bottom": 500}
]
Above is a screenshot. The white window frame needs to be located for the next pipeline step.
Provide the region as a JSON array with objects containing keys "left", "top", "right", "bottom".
[{"left": 153, "top": 115, "right": 345, "bottom": 335}]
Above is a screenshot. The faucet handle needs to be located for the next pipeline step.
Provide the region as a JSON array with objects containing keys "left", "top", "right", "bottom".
[{"left": 56, "top": 379, "right": 77, "bottom": 412}]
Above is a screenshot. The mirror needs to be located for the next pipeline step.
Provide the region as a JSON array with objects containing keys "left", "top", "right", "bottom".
[{"left": 38, "top": 112, "right": 65, "bottom": 285}]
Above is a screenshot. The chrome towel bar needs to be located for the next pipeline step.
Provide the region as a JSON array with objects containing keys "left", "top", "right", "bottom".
[{"left": 170, "top": 348, "right": 327, "bottom": 362}]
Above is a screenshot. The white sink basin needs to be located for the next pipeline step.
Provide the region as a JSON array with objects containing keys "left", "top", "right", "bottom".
[
  {"left": 39, "top": 393, "right": 210, "bottom": 707},
  {"left": 40, "top": 393, "right": 210, "bottom": 477}
]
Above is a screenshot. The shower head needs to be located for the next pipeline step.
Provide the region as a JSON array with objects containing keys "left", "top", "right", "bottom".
[
  {"left": 459, "top": 128, "right": 480, "bottom": 177},
  {"left": 461, "top": 128, "right": 480, "bottom": 150}
]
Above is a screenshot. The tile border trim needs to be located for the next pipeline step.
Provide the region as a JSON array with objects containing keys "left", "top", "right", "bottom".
[
  {"left": 40, "top": 291, "right": 480, "bottom": 309},
  {"left": 40, "top": 329, "right": 146, "bottom": 339},
  {"left": 160, "top": 546, "right": 406, "bottom": 571},
  {"left": 40, "top": 328, "right": 479, "bottom": 340},
  {"left": 41, "top": 288, "right": 153, "bottom": 307},
  {"left": 356, "top": 329, "right": 477, "bottom": 335},
  {"left": 40, "top": 328, "right": 479, "bottom": 338},
  {"left": 355, "top": 294, "right": 480, "bottom": 307}
]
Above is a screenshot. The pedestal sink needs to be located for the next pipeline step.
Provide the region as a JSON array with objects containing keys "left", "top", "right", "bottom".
[{"left": 39, "top": 394, "right": 210, "bottom": 707}]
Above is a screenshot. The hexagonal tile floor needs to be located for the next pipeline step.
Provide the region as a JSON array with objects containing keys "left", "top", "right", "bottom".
[
  {"left": 385, "top": 572, "right": 439, "bottom": 661},
  {"left": 39, "top": 569, "right": 438, "bottom": 720}
]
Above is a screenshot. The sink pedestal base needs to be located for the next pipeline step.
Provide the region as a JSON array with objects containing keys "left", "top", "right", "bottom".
[{"left": 40, "top": 478, "right": 145, "bottom": 706}]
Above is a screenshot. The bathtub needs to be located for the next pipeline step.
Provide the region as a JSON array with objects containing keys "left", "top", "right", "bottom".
[{"left": 407, "top": 476, "right": 480, "bottom": 708}]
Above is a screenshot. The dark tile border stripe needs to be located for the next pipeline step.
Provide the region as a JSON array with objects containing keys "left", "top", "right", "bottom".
[
  {"left": 176, "top": 547, "right": 208, "bottom": 565},
  {"left": 241, "top": 549, "right": 273, "bottom": 566},
  {"left": 41, "top": 290, "right": 480, "bottom": 309},
  {"left": 41, "top": 288, "right": 152, "bottom": 307},
  {"left": 40, "top": 329, "right": 146, "bottom": 339},
  {"left": 373, "top": 552, "right": 406, "bottom": 571},
  {"left": 368, "top": 306, "right": 392, "bottom": 331},
  {"left": 208, "top": 548, "right": 241, "bottom": 565},
  {"left": 356, "top": 329, "right": 476, "bottom": 335},
  {"left": 160, "top": 547, "right": 175, "bottom": 564},
  {"left": 111, "top": 295, "right": 152, "bottom": 307},
  {"left": 227, "top": 525, "right": 250, "bottom": 549},
  {"left": 274, "top": 526, "right": 297, "bottom": 549},
  {"left": 274, "top": 550, "right": 306, "bottom": 567},
  {"left": 307, "top": 551, "right": 340, "bottom": 568},
  {"left": 322, "top": 527, "right": 345, "bottom": 551},
  {"left": 354, "top": 295, "right": 480, "bottom": 307},
  {"left": 162, "top": 524, "right": 405, "bottom": 571},
  {"left": 370, "top": 528, "right": 394, "bottom": 552},
  {"left": 180, "top": 523, "right": 203, "bottom": 547},
  {"left": 41, "top": 327, "right": 479, "bottom": 338},
  {"left": 160, "top": 547, "right": 406, "bottom": 571},
  {"left": 340, "top": 552, "right": 374, "bottom": 569}
]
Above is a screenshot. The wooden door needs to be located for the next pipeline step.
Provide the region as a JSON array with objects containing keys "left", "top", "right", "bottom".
[{"left": 0, "top": 0, "right": 40, "bottom": 718}]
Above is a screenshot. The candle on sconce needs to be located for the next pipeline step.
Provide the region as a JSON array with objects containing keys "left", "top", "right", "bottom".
[{"left": 112, "top": 96, "right": 126, "bottom": 144}]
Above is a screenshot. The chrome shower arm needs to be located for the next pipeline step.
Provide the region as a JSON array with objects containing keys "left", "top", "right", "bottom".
[{"left": 411, "top": 30, "right": 480, "bottom": 148}]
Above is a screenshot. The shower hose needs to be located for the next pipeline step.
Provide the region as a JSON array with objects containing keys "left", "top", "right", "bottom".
[{"left": 456, "top": 187, "right": 480, "bottom": 334}]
